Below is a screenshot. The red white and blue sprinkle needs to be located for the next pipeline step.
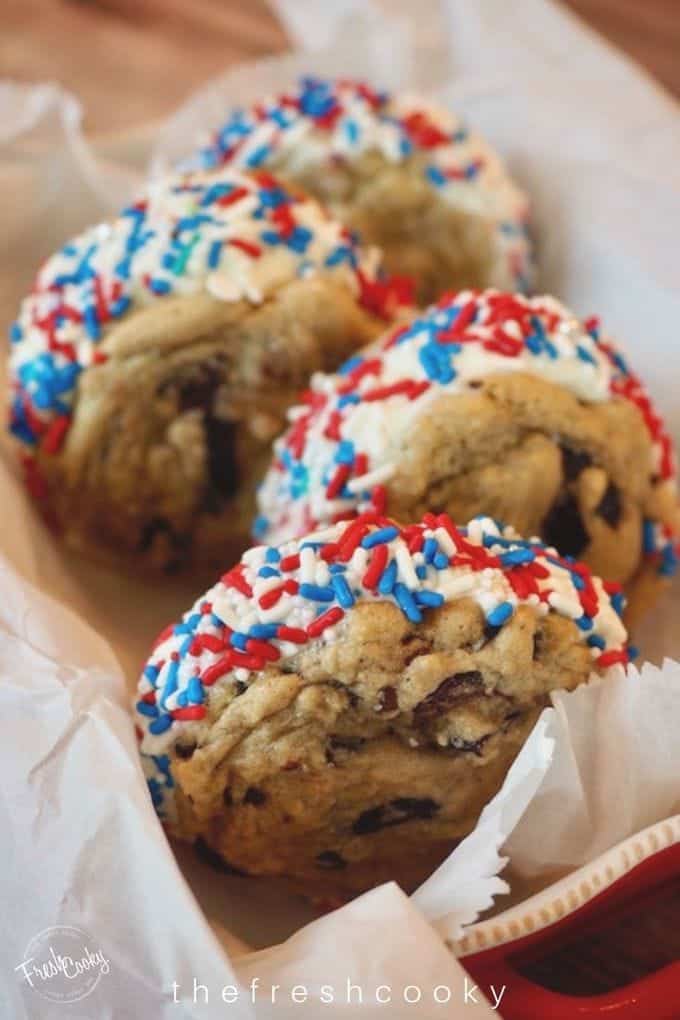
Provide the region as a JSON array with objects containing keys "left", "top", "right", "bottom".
[
  {"left": 185, "top": 76, "right": 532, "bottom": 293},
  {"left": 256, "top": 289, "right": 678, "bottom": 576},
  {"left": 8, "top": 166, "right": 409, "bottom": 505},
  {"left": 135, "top": 511, "right": 629, "bottom": 820}
]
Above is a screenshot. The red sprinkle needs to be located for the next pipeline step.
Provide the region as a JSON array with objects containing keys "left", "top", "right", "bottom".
[
  {"left": 597, "top": 650, "right": 629, "bottom": 668},
  {"left": 307, "top": 606, "right": 344, "bottom": 637},
  {"left": 42, "top": 415, "right": 71, "bottom": 455},
  {"left": 277, "top": 626, "right": 308, "bottom": 644},
  {"left": 171, "top": 706, "right": 207, "bottom": 721},
  {"left": 362, "top": 543, "right": 388, "bottom": 590}
]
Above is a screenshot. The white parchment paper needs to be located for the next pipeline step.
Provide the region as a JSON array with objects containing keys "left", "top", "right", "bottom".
[{"left": 2, "top": 1, "right": 680, "bottom": 1017}]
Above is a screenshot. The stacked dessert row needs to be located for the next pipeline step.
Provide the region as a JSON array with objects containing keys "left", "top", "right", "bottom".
[{"left": 8, "top": 78, "right": 678, "bottom": 897}]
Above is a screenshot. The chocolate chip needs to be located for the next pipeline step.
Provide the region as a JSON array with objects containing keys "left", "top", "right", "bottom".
[
  {"left": 138, "top": 516, "right": 191, "bottom": 570},
  {"left": 352, "top": 797, "right": 440, "bottom": 835},
  {"left": 561, "top": 446, "right": 592, "bottom": 481},
  {"left": 414, "top": 671, "right": 484, "bottom": 728},
  {"left": 315, "top": 850, "right": 347, "bottom": 870},
  {"left": 205, "top": 416, "right": 239, "bottom": 502},
  {"left": 451, "top": 736, "right": 486, "bottom": 756},
  {"left": 163, "top": 361, "right": 240, "bottom": 508},
  {"left": 596, "top": 482, "right": 622, "bottom": 528},
  {"left": 174, "top": 742, "right": 196, "bottom": 760},
  {"left": 243, "top": 786, "right": 267, "bottom": 806},
  {"left": 481, "top": 622, "right": 501, "bottom": 645},
  {"left": 329, "top": 735, "right": 365, "bottom": 752},
  {"left": 376, "top": 685, "right": 398, "bottom": 713},
  {"left": 542, "top": 493, "right": 589, "bottom": 557},
  {"left": 176, "top": 364, "right": 222, "bottom": 413},
  {"left": 138, "top": 516, "right": 174, "bottom": 553},
  {"left": 194, "top": 837, "right": 249, "bottom": 876},
  {"left": 532, "top": 630, "right": 544, "bottom": 660}
]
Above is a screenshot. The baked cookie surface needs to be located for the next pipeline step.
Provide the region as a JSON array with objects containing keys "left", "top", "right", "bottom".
[
  {"left": 8, "top": 167, "right": 407, "bottom": 570},
  {"left": 187, "top": 77, "right": 531, "bottom": 304},
  {"left": 256, "top": 290, "right": 679, "bottom": 620},
  {"left": 136, "top": 513, "right": 628, "bottom": 898}
]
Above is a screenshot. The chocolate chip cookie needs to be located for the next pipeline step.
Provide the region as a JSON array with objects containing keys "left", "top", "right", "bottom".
[
  {"left": 256, "top": 290, "right": 679, "bottom": 622},
  {"left": 8, "top": 167, "right": 408, "bottom": 571},
  {"left": 186, "top": 77, "right": 531, "bottom": 304},
  {"left": 136, "top": 512, "right": 628, "bottom": 898}
]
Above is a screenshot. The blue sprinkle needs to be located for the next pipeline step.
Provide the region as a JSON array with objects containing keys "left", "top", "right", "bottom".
[
  {"left": 426, "top": 165, "right": 447, "bottom": 188},
  {"left": 338, "top": 355, "right": 363, "bottom": 376},
  {"left": 143, "top": 664, "right": 159, "bottom": 683},
  {"left": 153, "top": 754, "right": 174, "bottom": 787},
  {"left": 250, "top": 623, "right": 279, "bottom": 639},
  {"left": 177, "top": 689, "right": 189, "bottom": 708},
  {"left": 423, "top": 538, "right": 438, "bottom": 563},
  {"left": 378, "top": 559, "right": 398, "bottom": 595},
  {"left": 161, "top": 659, "right": 179, "bottom": 707},
  {"left": 418, "top": 344, "right": 439, "bottom": 380},
  {"left": 433, "top": 552, "right": 449, "bottom": 570},
  {"left": 331, "top": 574, "right": 355, "bottom": 608},
  {"left": 393, "top": 583, "right": 422, "bottom": 623},
  {"left": 344, "top": 119, "right": 359, "bottom": 144},
  {"left": 110, "top": 294, "right": 131, "bottom": 317},
  {"left": 486, "top": 602, "right": 514, "bottom": 627},
  {"left": 500, "top": 548, "right": 535, "bottom": 567},
  {"left": 414, "top": 589, "right": 445, "bottom": 608},
  {"left": 660, "top": 544, "right": 678, "bottom": 577},
  {"left": 587, "top": 634, "right": 605, "bottom": 650},
  {"left": 299, "top": 583, "right": 335, "bottom": 602},
  {"left": 230, "top": 632, "right": 248, "bottom": 651},
  {"left": 642, "top": 519, "right": 656, "bottom": 554},
  {"left": 258, "top": 566, "right": 280, "bottom": 579},
  {"left": 246, "top": 144, "right": 271, "bottom": 167},
  {"left": 628, "top": 645, "right": 639, "bottom": 660},
  {"left": 148, "top": 778, "right": 163, "bottom": 809},
  {"left": 9, "top": 418, "right": 35, "bottom": 445},
  {"left": 9, "top": 322, "right": 22, "bottom": 343},
  {"left": 208, "top": 240, "right": 222, "bottom": 268},
  {"left": 253, "top": 515, "right": 269, "bottom": 539},
  {"left": 265, "top": 547, "right": 281, "bottom": 563},
  {"left": 338, "top": 393, "right": 361, "bottom": 409},
  {"left": 187, "top": 675, "right": 205, "bottom": 705},
  {"left": 611, "top": 592, "right": 626, "bottom": 617},
  {"left": 576, "top": 345, "right": 596, "bottom": 365},
  {"left": 575, "top": 614, "right": 593, "bottom": 631},
  {"left": 335, "top": 440, "right": 355, "bottom": 465},
  {"left": 178, "top": 635, "right": 193, "bottom": 657},
  {"left": 415, "top": 564, "right": 427, "bottom": 580},
  {"left": 136, "top": 701, "right": 159, "bottom": 718},
  {"left": 149, "top": 277, "right": 171, "bottom": 295},
  {"left": 83, "top": 306, "right": 100, "bottom": 340},
  {"left": 149, "top": 714, "right": 173, "bottom": 736},
  {"left": 362, "top": 526, "right": 399, "bottom": 549}
]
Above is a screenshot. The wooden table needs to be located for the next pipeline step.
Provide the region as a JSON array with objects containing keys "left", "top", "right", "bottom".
[
  {"left": 1, "top": 0, "right": 678, "bottom": 133},
  {"left": 3, "top": 0, "right": 679, "bottom": 1006}
]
